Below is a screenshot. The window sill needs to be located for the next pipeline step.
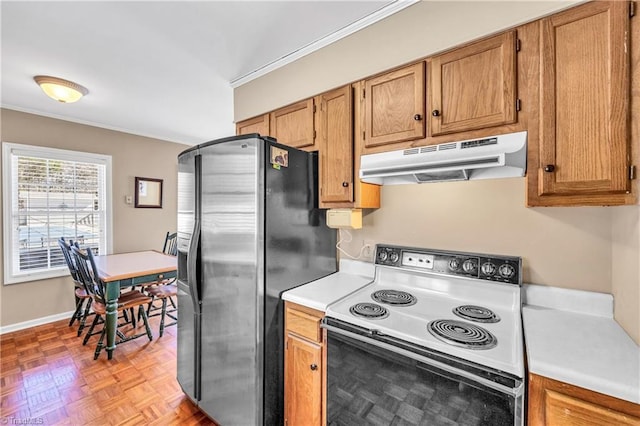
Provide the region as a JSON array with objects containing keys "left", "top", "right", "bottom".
[{"left": 4, "top": 268, "right": 69, "bottom": 285}]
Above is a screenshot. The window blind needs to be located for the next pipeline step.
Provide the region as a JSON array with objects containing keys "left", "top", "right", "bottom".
[{"left": 3, "top": 143, "right": 111, "bottom": 284}]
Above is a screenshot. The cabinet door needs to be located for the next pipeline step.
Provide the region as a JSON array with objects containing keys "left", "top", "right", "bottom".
[
  {"left": 364, "top": 62, "right": 425, "bottom": 148},
  {"left": 528, "top": 374, "right": 640, "bottom": 425},
  {"left": 429, "top": 31, "right": 517, "bottom": 136},
  {"left": 285, "top": 334, "right": 322, "bottom": 426},
  {"left": 270, "top": 99, "right": 316, "bottom": 151},
  {"left": 318, "top": 85, "right": 354, "bottom": 206},
  {"left": 537, "top": 1, "right": 631, "bottom": 198},
  {"left": 236, "top": 114, "right": 269, "bottom": 136}
]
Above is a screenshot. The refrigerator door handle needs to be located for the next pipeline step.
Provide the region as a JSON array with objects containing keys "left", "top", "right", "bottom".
[
  {"left": 187, "top": 218, "right": 201, "bottom": 310},
  {"left": 187, "top": 153, "right": 202, "bottom": 310}
]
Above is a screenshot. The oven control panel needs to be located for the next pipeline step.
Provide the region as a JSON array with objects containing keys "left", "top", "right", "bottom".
[{"left": 375, "top": 245, "right": 522, "bottom": 285}]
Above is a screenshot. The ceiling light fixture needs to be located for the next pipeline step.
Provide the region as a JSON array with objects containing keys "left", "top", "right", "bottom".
[{"left": 34, "top": 75, "right": 89, "bottom": 103}]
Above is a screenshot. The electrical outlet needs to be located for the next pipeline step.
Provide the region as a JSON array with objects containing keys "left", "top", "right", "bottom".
[{"left": 362, "top": 239, "right": 375, "bottom": 259}]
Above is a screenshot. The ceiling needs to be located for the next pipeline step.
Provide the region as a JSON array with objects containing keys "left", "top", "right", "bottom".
[{"left": 1, "top": 1, "right": 410, "bottom": 145}]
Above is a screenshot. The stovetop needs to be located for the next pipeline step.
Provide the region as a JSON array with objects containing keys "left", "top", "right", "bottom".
[{"left": 324, "top": 245, "right": 524, "bottom": 378}]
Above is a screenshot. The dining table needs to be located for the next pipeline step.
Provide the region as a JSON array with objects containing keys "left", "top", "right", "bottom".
[{"left": 92, "top": 250, "right": 177, "bottom": 359}]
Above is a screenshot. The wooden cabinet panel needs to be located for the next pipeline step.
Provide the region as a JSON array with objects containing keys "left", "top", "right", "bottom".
[
  {"left": 236, "top": 114, "right": 269, "bottom": 136},
  {"left": 285, "top": 335, "right": 322, "bottom": 426},
  {"left": 364, "top": 62, "right": 425, "bottom": 148},
  {"left": 270, "top": 99, "right": 316, "bottom": 151},
  {"left": 536, "top": 1, "right": 631, "bottom": 201},
  {"left": 528, "top": 374, "right": 640, "bottom": 426},
  {"left": 285, "top": 304, "right": 322, "bottom": 343},
  {"left": 428, "top": 31, "right": 517, "bottom": 136},
  {"left": 318, "top": 85, "right": 354, "bottom": 205},
  {"left": 284, "top": 302, "right": 324, "bottom": 426},
  {"left": 318, "top": 84, "right": 380, "bottom": 209},
  {"left": 351, "top": 82, "right": 381, "bottom": 209}
]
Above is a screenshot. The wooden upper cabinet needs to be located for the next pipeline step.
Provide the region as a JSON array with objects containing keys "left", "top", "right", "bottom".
[
  {"left": 537, "top": 1, "right": 631, "bottom": 200},
  {"left": 317, "top": 85, "right": 354, "bottom": 205},
  {"left": 269, "top": 99, "right": 316, "bottom": 151},
  {"left": 363, "top": 62, "right": 425, "bottom": 148},
  {"left": 428, "top": 31, "right": 517, "bottom": 136},
  {"left": 236, "top": 114, "right": 269, "bottom": 136}
]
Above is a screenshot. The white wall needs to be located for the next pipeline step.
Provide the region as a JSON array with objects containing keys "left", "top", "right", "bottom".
[{"left": 0, "top": 108, "right": 188, "bottom": 327}]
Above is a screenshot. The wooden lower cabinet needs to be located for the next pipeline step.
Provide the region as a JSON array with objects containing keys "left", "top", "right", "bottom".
[
  {"left": 528, "top": 373, "right": 640, "bottom": 426},
  {"left": 284, "top": 302, "right": 325, "bottom": 426}
]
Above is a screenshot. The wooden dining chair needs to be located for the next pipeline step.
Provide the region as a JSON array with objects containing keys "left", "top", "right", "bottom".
[
  {"left": 58, "top": 237, "right": 93, "bottom": 336},
  {"left": 72, "top": 246, "right": 154, "bottom": 360},
  {"left": 163, "top": 231, "right": 178, "bottom": 256},
  {"left": 143, "top": 231, "right": 178, "bottom": 336},
  {"left": 145, "top": 283, "right": 177, "bottom": 337},
  {"left": 129, "top": 231, "right": 178, "bottom": 291}
]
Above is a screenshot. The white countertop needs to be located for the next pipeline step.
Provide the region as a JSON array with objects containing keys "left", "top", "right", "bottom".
[
  {"left": 522, "top": 284, "right": 640, "bottom": 404},
  {"left": 282, "top": 259, "right": 374, "bottom": 312}
]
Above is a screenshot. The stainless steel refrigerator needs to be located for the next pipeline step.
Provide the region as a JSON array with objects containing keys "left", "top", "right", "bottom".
[{"left": 176, "top": 134, "right": 337, "bottom": 425}]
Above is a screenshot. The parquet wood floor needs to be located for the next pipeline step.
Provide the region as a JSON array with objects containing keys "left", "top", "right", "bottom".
[{"left": 0, "top": 314, "right": 217, "bottom": 425}]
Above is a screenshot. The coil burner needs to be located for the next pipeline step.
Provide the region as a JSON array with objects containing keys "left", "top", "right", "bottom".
[
  {"left": 371, "top": 290, "right": 417, "bottom": 306},
  {"left": 427, "top": 319, "right": 497, "bottom": 350},
  {"left": 349, "top": 303, "right": 389, "bottom": 320},
  {"left": 453, "top": 305, "right": 500, "bottom": 323}
]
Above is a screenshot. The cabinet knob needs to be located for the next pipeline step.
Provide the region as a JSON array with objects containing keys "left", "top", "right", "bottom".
[
  {"left": 342, "top": 181, "right": 349, "bottom": 188},
  {"left": 543, "top": 165, "right": 555, "bottom": 173},
  {"left": 413, "top": 114, "right": 422, "bottom": 121},
  {"left": 432, "top": 110, "right": 440, "bottom": 117},
  {"left": 310, "top": 364, "right": 318, "bottom": 371}
]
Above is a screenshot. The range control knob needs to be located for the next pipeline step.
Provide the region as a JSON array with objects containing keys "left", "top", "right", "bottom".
[
  {"left": 462, "top": 259, "right": 477, "bottom": 273},
  {"left": 481, "top": 262, "right": 497, "bottom": 276},
  {"left": 377, "top": 251, "right": 388, "bottom": 262},
  {"left": 499, "top": 264, "right": 516, "bottom": 279},
  {"left": 389, "top": 251, "right": 400, "bottom": 263},
  {"left": 449, "top": 259, "right": 460, "bottom": 271}
]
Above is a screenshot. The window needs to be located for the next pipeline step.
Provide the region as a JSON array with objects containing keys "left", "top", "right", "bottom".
[{"left": 2, "top": 143, "right": 112, "bottom": 284}]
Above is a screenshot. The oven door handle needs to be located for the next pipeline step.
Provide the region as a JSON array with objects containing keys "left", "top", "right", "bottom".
[{"left": 322, "top": 322, "right": 524, "bottom": 398}]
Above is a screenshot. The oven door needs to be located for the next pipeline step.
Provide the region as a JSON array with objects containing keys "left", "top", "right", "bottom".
[{"left": 322, "top": 317, "right": 524, "bottom": 426}]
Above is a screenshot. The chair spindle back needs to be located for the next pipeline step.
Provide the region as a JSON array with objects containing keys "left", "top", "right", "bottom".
[
  {"left": 58, "top": 237, "right": 81, "bottom": 285},
  {"left": 71, "top": 246, "right": 106, "bottom": 304},
  {"left": 163, "top": 232, "right": 178, "bottom": 256}
]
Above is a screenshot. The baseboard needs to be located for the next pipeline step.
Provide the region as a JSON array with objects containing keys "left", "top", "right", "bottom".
[{"left": 0, "top": 310, "right": 74, "bottom": 335}]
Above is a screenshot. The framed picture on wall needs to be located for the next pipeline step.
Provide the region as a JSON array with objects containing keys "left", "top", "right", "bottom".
[{"left": 135, "top": 177, "right": 163, "bottom": 208}]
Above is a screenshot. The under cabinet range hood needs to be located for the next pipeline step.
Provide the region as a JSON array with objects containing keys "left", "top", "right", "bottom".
[{"left": 360, "top": 131, "right": 527, "bottom": 184}]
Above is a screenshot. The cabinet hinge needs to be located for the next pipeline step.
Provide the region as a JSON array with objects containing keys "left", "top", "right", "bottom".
[
  {"left": 313, "top": 105, "right": 317, "bottom": 113},
  {"left": 516, "top": 99, "right": 521, "bottom": 111},
  {"left": 515, "top": 38, "right": 521, "bottom": 52},
  {"left": 362, "top": 131, "right": 365, "bottom": 140},
  {"left": 630, "top": 2, "right": 636, "bottom": 17},
  {"left": 313, "top": 130, "right": 317, "bottom": 140},
  {"left": 630, "top": 165, "right": 636, "bottom": 180}
]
